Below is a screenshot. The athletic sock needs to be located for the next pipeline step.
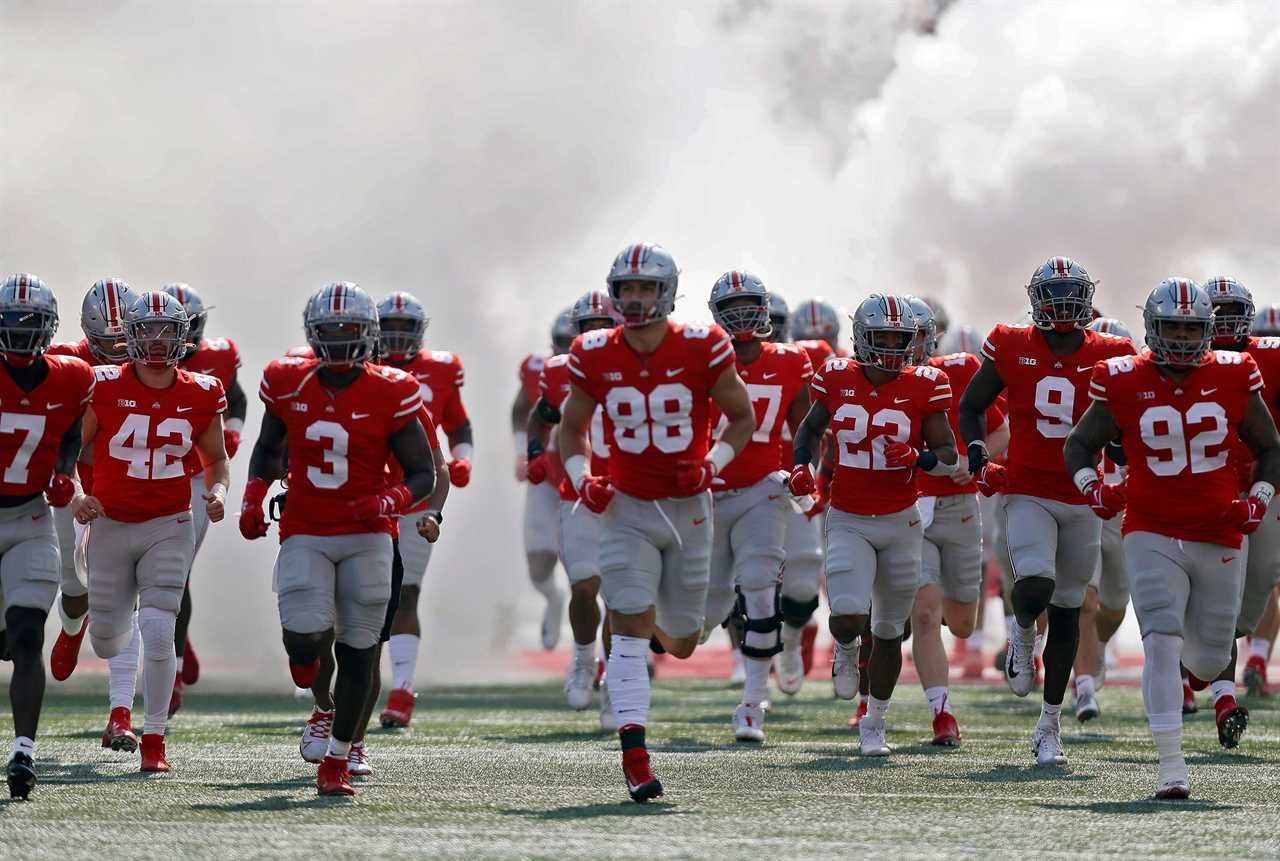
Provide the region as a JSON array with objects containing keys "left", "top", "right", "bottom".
[
  {"left": 108, "top": 613, "right": 142, "bottom": 710},
  {"left": 58, "top": 601, "right": 86, "bottom": 636},
  {"left": 1038, "top": 701, "right": 1062, "bottom": 729},
  {"left": 608, "top": 635, "right": 651, "bottom": 729},
  {"left": 1076, "top": 673, "right": 1096, "bottom": 702},
  {"left": 781, "top": 621, "right": 804, "bottom": 648},
  {"left": 966, "top": 630, "right": 984, "bottom": 650},
  {"left": 387, "top": 633, "right": 420, "bottom": 692},
  {"left": 742, "top": 657, "right": 770, "bottom": 706},
  {"left": 1250, "top": 637, "right": 1271, "bottom": 661},
  {"left": 574, "top": 640, "right": 595, "bottom": 663},
  {"left": 1211, "top": 679, "right": 1236, "bottom": 704},
  {"left": 925, "top": 686, "right": 951, "bottom": 716},
  {"left": 138, "top": 607, "right": 177, "bottom": 737},
  {"left": 867, "top": 694, "right": 891, "bottom": 724},
  {"left": 327, "top": 737, "right": 351, "bottom": 759},
  {"left": 13, "top": 736, "right": 33, "bottom": 758}
]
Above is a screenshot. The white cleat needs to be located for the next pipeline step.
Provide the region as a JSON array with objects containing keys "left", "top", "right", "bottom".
[
  {"left": 598, "top": 680, "right": 618, "bottom": 733},
  {"left": 1031, "top": 723, "right": 1067, "bottom": 766},
  {"left": 733, "top": 703, "right": 766, "bottom": 743},
  {"left": 1005, "top": 622, "right": 1036, "bottom": 697},
  {"left": 541, "top": 589, "right": 565, "bottom": 651},
  {"left": 1154, "top": 756, "right": 1190, "bottom": 799},
  {"left": 1075, "top": 689, "right": 1101, "bottom": 723},
  {"left": 564, "top": 650, "right": 594, "bottom": 711},
  {"left": 347, "top": 742, "right": 372, "bottom": 777},
  {"left": 832, "top": 638, "right": 861, "bottom": 701},
  {"left": 859, "top": 718, "right": 891, "bottom": 756},
  {"left": 776, "top": 634, "right": 805, "bottom": 696},
  {"left": 728, "top": 648, "right": 746, "bottom": 687},
  {"left": 299, "top": 708, "right": 333, "bottom": 764}
]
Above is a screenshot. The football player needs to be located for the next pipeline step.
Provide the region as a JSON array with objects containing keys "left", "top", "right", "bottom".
[
  {"left": 511, "top": 311, "right": 575, "bottom": 650},
  {"left": 374, "top": 291, "right": 470, "bottom": 730},
  {"left": 526, "top": 290, "right": 619, "bottom": 718},
  {"left": 1065, "top": 278, "right": 1280, "bottom": 798},
  {"left": 558, "top": 243, "right": 754, "bottom": 802},
  {"left": 75, "top": 291, "right": 229, "bottom": 773},
  {"left": 1253, "top": 304, "right": 1280, "bottom": 337},
  {"left": 959, "top": 257, "right": 1134, "bottom": 765},
  {"left": 0, "top": 275, "right": 93, "bottom": 799},
  {"left": 790, "top": 294, "right": 956, "bottom": 757},
  {"left": 241, "top": 282, "right": 436, "bottom": 796},
  {"left": 156, "top": 282, "right": 247, "bottom": 712},
  {"left": 907, "top": 297, "right": 1008, "bottom": 746},
  {"left": 702, "top": 271, "right": 812, "bottom": 741}
]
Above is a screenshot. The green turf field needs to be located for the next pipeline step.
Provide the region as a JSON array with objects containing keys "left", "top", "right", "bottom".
[{"left": 4, "top": 681, "right": 1280, "bottom": 859}]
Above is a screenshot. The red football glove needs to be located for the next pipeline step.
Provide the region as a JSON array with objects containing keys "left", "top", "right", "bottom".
[
  {"left": 1083, "top": 480, "right": 1126, "bottom": 520},
  {"left": 46, "top": 473, "right": 76, "bottom": 508},
  {"left": 884, "top": 442, "right": 919, "bottom": 470},
  {"left": 448, "top": 458, "right": 472, "bottom": 488},
  {"left": 975, "top": 462, "right": 1008, "bottom": 497},
  {"left": 526, "top": 454, "right": 549, "bottom": 485},
  {"left": 239, "top": 477, "right": 270, "bottom": 540},
  {"left": 805, "top": 473, "right": 831, "bottom": 520},
  {"left": 350, "top": 484, "right": 414, "bottom": 526},
  {"left": 577, "top": 475, "right": 615, "bottom": 514},
  {"left": 1231, "top": 495, "right": 1268, "bottom": 534},
  {"left": 223, "top": 429, "right": 241, "bottom": 459},
  {"left": 675, "top": 458, "right": 716, "bottom": 494},
  {"left": 788, "top": 464, "right": 816, "bottom": 496}
]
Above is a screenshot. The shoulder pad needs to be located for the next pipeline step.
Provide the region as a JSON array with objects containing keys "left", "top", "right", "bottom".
[{"left": 431, "top": 350, "right": 456, "bottom": 364}]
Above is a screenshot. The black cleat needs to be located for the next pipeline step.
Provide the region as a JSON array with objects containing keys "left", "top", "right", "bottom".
[{"left": 7, "top": 752, "right": 35, "bottom": 800}]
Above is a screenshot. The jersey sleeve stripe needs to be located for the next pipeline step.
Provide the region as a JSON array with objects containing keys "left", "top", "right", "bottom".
[
  {"left": 928, "top": 393, "right": 951, "bottom": 403},
  {"left": 708, "top": 344, "right": 734, "bottom": 368},
  {"left": 981, "top": 339, "right": 997, "bottom": 361},
  {"left": 393, "top": 403, "right": 421, "bottom": 418},
  {"left": 259, "top": 384, "right": 274, "bottom": 403},
  {"left": 400, "top": 393, "right": 418, "bottom": 405}
]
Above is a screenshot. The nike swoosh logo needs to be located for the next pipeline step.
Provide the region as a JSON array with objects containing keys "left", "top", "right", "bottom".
[
  {"left": 1222, "top": 556, "right": 1236, "bottom": 564},
  {"left": 1201, "top": 388, "right": 1218, "bottom": 396},
  {"left": 762, "top": 372, "right": 777, "bottom": 380},
  {"left": 960, "top": 515, "right": 973, "bottom": 523},
  {"left": 666, "top": 368, "right": 684, "bottom": 377},
  {"left": 46, "top": 403, "right": 62, "bottom": 410},
  {"left": 31, "top": 514, "right": 45, "bottom": 522},
  {"left": 176, "top": 406, "right": 193, "bottom": 413},
  {"left": 1076, "top": 365, "right": 1095, "bottom": 373},
  {"left": 177, "top": 517, "right": 191, "bottom": 524},
  {"left": 692, "top": 517, "right": 706, "bottom": 526},
  {"left": 767, "top": 495, "right": 780, "bottom": 501},
  {"left": 894, "top": 397, "right": 911, "bottom": 404},
  {"left": 352, "top": 413, "right": 370, "bottom": 420},
  {"left": 908, "top": 519, "right": 920, "bottom": 527}
]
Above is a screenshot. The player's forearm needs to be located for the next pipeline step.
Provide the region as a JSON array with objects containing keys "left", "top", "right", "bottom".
[
  {"left": 957, "top": 401, "right": 989, "bottom": 446},
  {"left": 1063, "top": 435, "right": 1101, "bottom": 478},
  {"left": 226, "top": 378, "right": 248, "bottom": 423},
  {"left": 203, "top": 457, "right": 231, "bottom": 493},
  {"left": 404, "top": 467, "right": 436, "bottom": 504},
  {"left": 510, "top": 391, "right": 531, "bottom": 433},
  {"left": 1253, "top": 446, "right": 1280, "bottom": 490},
  {"left": 988, "top": 421, "right": 1011, "bottom": 459},
  {"left": 792, "top": 406, "right": 830, "bottom": 467},
  {"left": 54, "top": 420, "right": 83, "bottom": 476},
  {"left": 447, "top": 420, "right": 473, "bottom": 454},
  {"left": 427, "top": 456, "right": 451, "bottom": 512},
  {"left": 717, "top": 411, "right": 755, "bottom": 455},
  {"left": 248, "top": 441, "right": 285, "bottom": 484}
]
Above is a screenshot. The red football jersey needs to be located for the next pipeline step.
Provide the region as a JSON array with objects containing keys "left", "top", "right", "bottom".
[
  {"left": 519, "top": 353, "right": 549, "bottom": 407},
  {"left": 387, "top": 349, "right": 467, "bottom": 436},
  {"left": 710, "top": 341, "right": 813, "bottom": 490},
  {"left": 538, "top": 354, "right": 610, "bottom": 501},
  {"left": 180, "top": 337, "right": 241, "bottom": 476},
  {"left": 0, "top": 355, "right": 95, "bottom": 496},
  {"left": 813, "top": 358, "right": 952, "bottom": 515},
  {"left": 260, "top": 358, "right": 421, "bottom": 540},
  {"left": 385, "top": 403, "right": 442, "bottom": 515},
  {"left": 1226, "top": 337, "right": 1280, "bottom": 491},
  {"left": 1091, "top": 350, "right": 1261, "bottom": 548},
  {"left": 91, "top": 365, "right": 226, "bottom": 522},
  {"left": 918, "top": 352, "right": 1005, "bottom": 498},
  {"left": 983, "top": 324, "right": 1135, "bottom": 503},
  {"left": 568, "top": 321, "right": 735, "bottom": 500},
  {"left": 47, "top": 340, "right": 97, "bottom": 364}
]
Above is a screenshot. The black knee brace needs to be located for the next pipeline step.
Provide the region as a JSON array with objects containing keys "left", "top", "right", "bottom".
[
  {"left": 735, "top": 586, "right": 784, "bottom": 659},
  {"left": 4, "top": 606, "right": 46, "bottom": 659},
  {"left": 780, "top": 594, "right": 820, "bottom": 629},
  {"left": 282, "top": 629, "right": 326, "bottom": 665}
]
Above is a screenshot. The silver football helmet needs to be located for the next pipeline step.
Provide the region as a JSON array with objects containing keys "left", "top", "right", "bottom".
[
  {"left": 851, "top": 294, "right": 919, "bottom": 371},
  {"left": 1203, "top": 276, "right": 1254, "bottom": 345},
  {"left": 124, "top": 291, "right": 190, "bottom": 368},
  {"left": 303, "top": 282, "right": 379, "bottom": 366},
  {"left": 1027, "top": 256, "right": 1096, "bottom": 332},
  {"left": 767, "top": 292, "right": 790, "bottom": 342},
  {"left": 376, "top": 291, "right": 429, "bottom": 361},
  {"left": 0, "top": 273, "right": 59, "bottom": 359},
  {"left": 1254, "top": 303, "right": 1280, "bottom": 336},
  {"left": 570, "top": 290, "right": 620, "bottom": 333},
  {"left": 1088, "top": 317, "right": 1134, "bottom": 343},
  {"left": 904, "top": 295, "right": 938, "bottom": 362},
  {"left": 551, "top": 309, "right": 576, "bottom": 354},
  {"left": 81, "top": 278, "right": 136, "bottom": 363},
  {"left": 919, "top": 296, "right": 950, "bottom": 339},
  {"left": 708, "top": 270, "right": 771, "bottom": 341},
  {"left": 161, "top": 283, "right": 209, "bottom": 351},
  {"left": 606, "top": 243, "right": 679, "bottom": 327},
  {"left": 1143, "top": 278, "right": 1212, "bottom": 367},
  {"left": 937, "top": 324, "right": 981, "bottom": 356},
  {"left": 791, "top": 298, "right": 841, "bottom": 343}
]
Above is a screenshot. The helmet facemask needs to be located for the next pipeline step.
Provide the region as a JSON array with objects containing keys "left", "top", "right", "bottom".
[
  {"left": 1145, "top": 316, "right": 1211, "bottom": 368},
  {"left": 609, "top": 279, "right": 674, "bottom": 328},
  {"left": 0, "top": 307, "right": 57, "bottom": 364},
  {"left": 1211, "top": 299, "right": 1253, "bottom": 346},
  {"left": 308, "top": 320, "right": 377, "bottom": 368},
  {"left": 126, "top": 318, "right": 189, "bottom": 368},
  {"left": 378, "top": 315, "right": 425, "bottom": 362},
  {"left": 855, "top": 325, "right": 916, "bottom": 372},
  {"left": 712, "top": 295, "right": 772, "bottom": 342},
  {"left": 1029, "top": 279, "right": 1095, "bottom": 332}
]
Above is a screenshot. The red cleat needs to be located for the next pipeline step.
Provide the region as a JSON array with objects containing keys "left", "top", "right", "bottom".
[
  {"left": 102, "top": 707, "right": 138, "bottom": 752},
  {"left": 1243, "top": 655, "right": 1269, "bottom": 697},
  {"left": 317, "top": 754, "right": 355, "bottom": 796},
  {"left": 379, "top": 688, "right": 416, "bottom": 729},
  {"left": 621, "top": 744, "right": 663, "bottom": 803},
  {"left": 140, "top": 734, "right": 170, "bottom": 772},
  {"left": 50, "top": 618, "right": 89, "bottom": 681},
  {"left": 847, "top": 698, "right": 868, "bottom": 728},
  {"left": 799, "top": 622, "right": 818, "bottom": 677},
  {"left": 1215, "top": 695, "right": 1249, "bottom": 749},
  {"left": 931, "top": 711, "right": 962, "bottom": 747},
  {"left": 1182, "top": 681, "right": 1198, "bottom": 715},
  {"left": 168, "top": 675, "right": 183, "bottom": 718},
  {"left": 181, "top": 639, "right": 200, "bottom": 685}
]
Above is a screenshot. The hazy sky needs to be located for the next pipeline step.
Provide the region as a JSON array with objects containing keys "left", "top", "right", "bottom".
[{"left": 2, "top": 0, "right": 1277, "bottom": 681}]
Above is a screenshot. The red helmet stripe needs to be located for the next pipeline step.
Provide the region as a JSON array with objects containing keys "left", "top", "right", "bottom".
[
  {"left": 394, "top": 293, "right": 404, "bottom": 312},
  {"left": 731, "top": 272, "right": 741, "bottom": 291},
  {"left": 628, "top": 244, "right": 643, "bottom": 273},
  {"left": 885, "top": 295, "right": 899, "bottom": 323},
  {"left": 332, "top": 284, "right": 345, "bottom": 313},
  {"left": 151, "top": 292, "right": 162, "bottom": 314},
  {"left": 105, "top": 284, "right": 119, "bottom": 325}
]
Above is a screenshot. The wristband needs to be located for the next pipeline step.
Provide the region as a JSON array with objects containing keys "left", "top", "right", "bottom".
[
  {"left": 451, "top": 442, "right": 474, "bottom": 461},
  {"left": 1073, "top": 467, "right": 1100, "bottom": 494},
  {"left": 708, "top": 440, "right": 735, "bottom": 475},
  {"left": 1250, "top": 481, "right": 1276, "bottom": 507},
  {"left": 793, "top": 444, "right": 814, "bottom": 469},
  {"left": 513, "top": 431, "right": 527, "bottom": 458},
  {"left": 564, "top": 454, "right": 589, "bottom": 490},
  {"left": 527, "top": 437, "right": 545, "bottom": 462},
  {"left": 209, "top": 482, "right": 228, "bottom": 499},
  {"left": 918, "top": 451, "right": 952, "bottom": 476},
  {"left": 224, "top": 417, "right": 244, "bottom": 434}
]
